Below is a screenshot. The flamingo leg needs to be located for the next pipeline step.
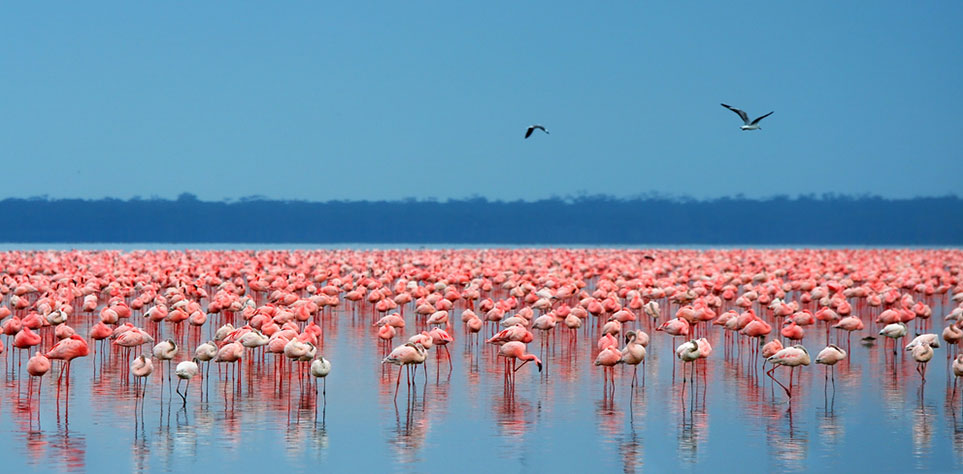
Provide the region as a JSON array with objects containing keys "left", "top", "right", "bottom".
[
  {"left": 766, "top": 366, "right": 791, "bottom": 398},
  {"left": 176, "top": 378, "right": 186, "bottom": 405},
  {"left": 444, "top": 346, "right": 453, "bottom": 374}
]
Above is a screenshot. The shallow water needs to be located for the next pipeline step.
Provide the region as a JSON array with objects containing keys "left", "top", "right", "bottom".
[{"left": 1, "top": 282, "right": 961, "bottom": 472}]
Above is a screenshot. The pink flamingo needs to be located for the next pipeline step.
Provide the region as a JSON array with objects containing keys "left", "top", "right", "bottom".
[
  {"left": 815, "top": 344, "right": 846, "bottom": 390},
  {"left": 497, "top": 341, "right": 542, "bottom": 386},
  {"left": 26, "top": 351, "right": 51, "bottom": 399},
  {"left": 766, "top": 345, "right": 811, "bottom": 400},
  {"left": 382, "top": 342, "right": 427, "bottom": 401},
  {"left": 45, "top": 334, "right": 90, "bottom": 392}
]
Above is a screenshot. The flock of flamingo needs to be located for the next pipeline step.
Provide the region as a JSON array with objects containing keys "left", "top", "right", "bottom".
[{"left": 2, "top": 247, "right": 963, "bottom": 427}]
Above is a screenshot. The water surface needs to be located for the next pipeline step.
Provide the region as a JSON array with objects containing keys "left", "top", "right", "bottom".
[{"left": 0, "top": 253, "right": 960, "bottom": 473}]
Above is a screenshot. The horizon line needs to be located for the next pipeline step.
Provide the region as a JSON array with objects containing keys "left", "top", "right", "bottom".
[{"left": 3, "top": 192, "right": 961, "bottom": 204}]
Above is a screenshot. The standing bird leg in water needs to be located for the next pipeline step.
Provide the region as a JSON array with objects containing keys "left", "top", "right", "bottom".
[
  {"left": 175, "top": 358, "right": 199, "bottom": 406},
  {"left": 621, "top": 330, "right": 647, "bottom": 387},
  {"left": 130, "top": 354, "right": 153, "bottom": 410},
  {"left": 27, "top": 351, "right": 51, "bottom": 399},
  {"left": 815, "top": 344, "right": 847, "bottom": 391},
  {"left": 497, "top": 341, "right": 542, "bottom": 390},
  {"left": 194, "top": 341, "right": 218, "bottom": 397},
  {"left": 676, "top": 340, "right": 700, "bottom": 389},
  {"left": 595, "top": 346, "right": 621, "bottom": 389},
  {"left": 953, "top": 354, "right": 963, "bottom": 398},
  {"left": 382, "top": 343, "right": 426, "bottom": 401},
  {"left": 46, "top": 334, "right": 90, "bottom": 394},
  {"left": 310, "top": 355, "right": 332, "bottom": 420},
  {"left": 153, "top": 339, "right": 178, "bottom": 398},
  {"left": 911, "top": 343, "right": 934, "bottom": 383}
]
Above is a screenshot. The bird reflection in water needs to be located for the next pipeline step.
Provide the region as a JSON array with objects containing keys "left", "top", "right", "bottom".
[
  {"left": 817, "top": 410, "right": 844, "bottom": 455},
  {"left": 390, "top": 385, "right": 429, "bottom": 466},
  {"left": 676, "top": 401, "right": 708, "bottom": 465},
  {"left": 912, "top": 400, "right": 935, "bottom": 465},
  {"left": 286, "top": 422, "right": 330, "bottom": 463},
  {"left": 950, "top": 396, "right": 963, "bottom": 466},
  {"left": 671, "top": 363, "right": 709, "bottom": 465},
  {"left": 132, "top": 419, "right": 150, "bottom": 474},
  {"left": 21, "top": 428, "right": 87, "bottom": 473},
  {"left": 616, "top": 391, "right": 647, "bottom": 472},
  {"left": 494, "top": 388, "right": 532, "bottom": 465},
  {"left": 765, "top": 406, "right": 808, "bottom": 472}
]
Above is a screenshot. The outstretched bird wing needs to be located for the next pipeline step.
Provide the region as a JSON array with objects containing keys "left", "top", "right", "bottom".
[
  {"left": 720, "top": 103, "right": 750, "bottom": 124},
  {"left": 750, "top": 111, "right": 774, "bottom": 125},
  {"left": 525, "top": 125, "right": 548, "bottom": 138}
]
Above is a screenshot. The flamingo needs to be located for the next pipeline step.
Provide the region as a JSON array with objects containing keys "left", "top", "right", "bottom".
[
  {"left": 194, "top": 340, "right": 218, "bottom": 390},
  {"left": 215, "top": 341, "right": 245, "bottom": 388},
  {"left": 130, "top": 354, "right": 153, "bottom": 405},
  {"left": 766, "top": 345, "right": 811, "bottom": 400},
  {"left": 760, "top": 338, "right": 784, "bottom": 375},
  {"left": 911, "top": 343, "right": 934, "bottom": 382},
  {"left": 497, "top": 341, "right": 542, "bottom": 382},
  {"left": 952, "top": 354, "right": 963, "bottom": 398},
  {"left": 879, "top": 322, "right": 908, "bottom": 350},
  {"left": 595, "top": 346, "right": 621, "bottom": 388},
  {"left": 904, "top": 333, "right": 940, "bottom": 352},
  {"left": 676, "top": 340, "right": 700, "bottom": 385},
  {"left": 943, "top": 323, "right": 962, "bottom": 351},
  {"left": 310, "top": 355, "right": 331, "bottom": 399},
  {"left": 621, "top": 331, "right": 647, "bottom": 386},
  {"left": 45, "top": 334, "right": 89, "bottom": 392},
  {"left": 815, "top": 344, "right": 846, "bottom": 391},
  {"left": 26, "top": 351, "right": 51, "bottom": 399},
  {"left": 152, "top": 339, "right": 178, "bottom": 395},
  {"left": 175, "top": 358, "right": 199, "bottom": 406},
  {"left": 382, "top": 342, "right": 427, "bottom": 401}
]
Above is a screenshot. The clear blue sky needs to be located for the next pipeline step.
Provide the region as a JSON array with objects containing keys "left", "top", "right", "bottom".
[{"left": 2, "top": 2, "right": 961, "bottom": 201}]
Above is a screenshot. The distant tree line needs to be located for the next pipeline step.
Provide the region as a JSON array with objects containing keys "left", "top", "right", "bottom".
[{"left": 0, "top": 193, "right": 960, "bottom": 244}]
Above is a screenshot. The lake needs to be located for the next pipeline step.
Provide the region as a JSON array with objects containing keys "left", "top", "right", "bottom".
[{"left": 0, "top": 247, "right": 960, "bottom": 473}]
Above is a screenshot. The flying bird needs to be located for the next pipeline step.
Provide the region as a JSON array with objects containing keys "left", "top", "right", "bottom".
[
  {"left": 525, "top": 124, "right": 549, "bottom": 139},
  {"left": 720, "top": 104, "right": 773, "bottom": 131}
]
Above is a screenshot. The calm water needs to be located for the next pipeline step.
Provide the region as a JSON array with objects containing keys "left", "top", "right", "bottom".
[{"left": 0, "top": 252, "right": 961, "bottom": 472}]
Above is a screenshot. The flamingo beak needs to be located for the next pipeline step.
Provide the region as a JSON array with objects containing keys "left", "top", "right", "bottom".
[{"left": 536, "top": 361, "right": 543, "bottom": 372}]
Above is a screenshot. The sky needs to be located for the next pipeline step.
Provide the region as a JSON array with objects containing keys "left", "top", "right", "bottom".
[{"left": 1, "top": 2, "right": 961, "bottom": 201}]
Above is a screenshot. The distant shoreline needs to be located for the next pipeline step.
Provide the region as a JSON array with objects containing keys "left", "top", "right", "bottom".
[{"left": 2, "top": 194, "right": 960, "bottom": 245}]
